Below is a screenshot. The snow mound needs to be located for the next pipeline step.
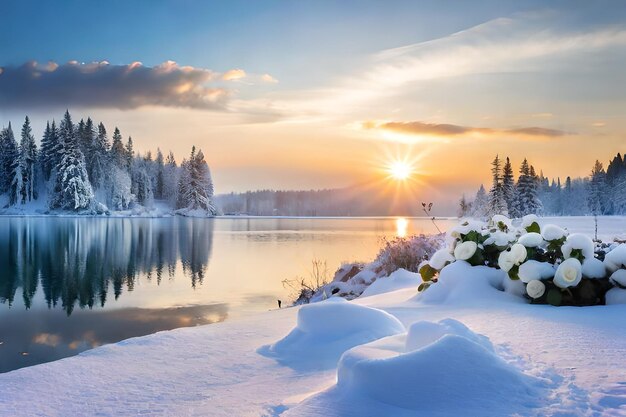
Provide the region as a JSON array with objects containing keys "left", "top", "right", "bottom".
[
  {"left": 258, "top": 298, "right": 405, "bottom": 370},
  {"left": 414, "top": 261, "right": 523, "bottom": 305},
  {"left": 562, "top": 233, "right": 595, "bottom": 260},
  {"left": 542, "top": 224, "right": 567, "bottom": 241},
  {"left": 289, "top": 319, "right": 548, "bottom": 416},
  {"left": 605, "top": 244, "right": 626, "bottom": 272},
  {"left": 360, "top": 268, "right": 420, "bottom": 297}
]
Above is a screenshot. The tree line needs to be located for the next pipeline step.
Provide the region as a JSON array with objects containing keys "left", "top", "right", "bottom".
[
  {"left": 460, "top": 153, "right": 626, "bottom": 218},
  {"left": 0, "top": 111, "right": 217, "bottom": 214}
]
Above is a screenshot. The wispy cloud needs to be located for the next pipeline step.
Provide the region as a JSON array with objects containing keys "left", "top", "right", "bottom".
[
  {"left": 362, "top": 120, "right": 571, "bottom": 139},
  {"left": 0, "top": 60, "right": 277, "bottom": 111}
]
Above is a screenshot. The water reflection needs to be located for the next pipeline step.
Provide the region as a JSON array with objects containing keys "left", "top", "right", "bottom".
[
  {"left": 0, "top": 303, "right": 228, "bottom": 373},
  {"left": 395, "top": 217, "right": 409, "bottom": 238},
  {"left": 0, "top": 217, "right": 214, "bottom": 315}
]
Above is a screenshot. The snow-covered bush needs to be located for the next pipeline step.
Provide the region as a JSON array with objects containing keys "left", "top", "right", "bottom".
[
  {"left": 419, "top": 215, "right": 619, "bottom": 306},
  {"left": 377, "top": 234, "right": 443, "bottom": 275}
]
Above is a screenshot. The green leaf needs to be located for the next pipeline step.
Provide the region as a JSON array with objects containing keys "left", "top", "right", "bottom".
[
  {"left": 419, "top": 264, "right": 438, "bottom": 282},
  {"left": 463, "top": 230, "right": 481, "bottom": 243},
  {"left": 508, "top": 264, "right": 520, "bottom": 280},
  {"left": 418, "top": 282, "right": 431, "bottom": 292},
  {"left": 525, "top": 221, "right": 541, "bottom": 234},
  {"left": 546, "top": 289, "right": 562, "bottom": 306},
  {"left": 569, "top": 248, "right": 585, "bottom": 263}
]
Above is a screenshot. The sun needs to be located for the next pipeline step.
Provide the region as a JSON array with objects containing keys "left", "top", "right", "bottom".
[{"left": 388, "top": 160, "right": 413, "bottom": 180}]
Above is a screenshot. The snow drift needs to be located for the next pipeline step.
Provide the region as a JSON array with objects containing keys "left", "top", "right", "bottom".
[
  {"left": 287, "top": 318, "right": 550, "bottom": 416},
  {"left": 258, "top": 298, "right": 405, "bottom": 370}
]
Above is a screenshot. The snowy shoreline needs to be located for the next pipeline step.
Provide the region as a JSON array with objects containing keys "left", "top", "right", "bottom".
[{"left": 2, "top": 283, "right": 625, "bottom": 416}]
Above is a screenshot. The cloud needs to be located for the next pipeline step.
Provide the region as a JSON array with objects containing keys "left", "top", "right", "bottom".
[
  {"left": 362, "top": 120, "right": 571, "bottom": 139},
  {"left": 0, "top": 60, "right": 277, "bottom": 110},
  {"left": 222, "top": 68, "right": 246, "bottom": 81}
]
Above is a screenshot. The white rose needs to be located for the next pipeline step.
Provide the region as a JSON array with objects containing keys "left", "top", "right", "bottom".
[
  {"left": 510, "top": 243, "right": 528, "bottom": 264},
  {"left": 518, "top": 232, "right": 544, "bottom": 248},
  {"left": 610, "top": 269, "right": 626, "bottom": 287},
  {"left": 498, "top": 251, "right": 515, "bottom": 272},
  {"left": 553, "top": 258, "right": 582, "bottom": 289},
  {"left": 453, "top": 241, "right": 477, "bottom": 261},
  {"left": 526, "top": 280, "right": 546, "bottom": 299}
]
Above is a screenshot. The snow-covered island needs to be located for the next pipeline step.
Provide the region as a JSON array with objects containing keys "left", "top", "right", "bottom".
[
  {"left": 2, "top": 215, "right": 626, "bottom": 416},
  {"left": 0, "top": 111, "right": 218, "bottom": 217}
]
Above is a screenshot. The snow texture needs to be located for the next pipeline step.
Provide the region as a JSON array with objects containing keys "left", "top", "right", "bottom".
[
  {"left": 360, "top": 269, "right": 420, "bottom": 298},
  {"left": 258, "top": 297, "right": 405, "bottom": 370}
]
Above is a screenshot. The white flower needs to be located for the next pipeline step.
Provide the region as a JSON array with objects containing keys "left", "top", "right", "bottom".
[
  {"left": 521, "top": 214, "right": 539, "bottom": 229},
  {"left": 429, "top": 249, "right": 455, "bottom": 270},
  {"left": 518, "top": 232, "right": 544, "bottom": 248},
  {"left": 510, "top": 243, "right": 527, "bottom": 264},
  {"left": 498, "top": 251, "right": 515, "bottom": 272},
  {"left": 518, "top": 260, "right": 555, "bottom": 283},
  {"left": 541, "top": 224, "right": 567, "bottom": 241},
  {"left": 553, "top": 258, "right": 582, "bottom": 289},
  {"left": 561, "top": 233, "right": 595, "bottom": 260},
  {"left": 526, "top": 280, "right": 546, "bottom": 299},
  {"left": 610, "top": 269, "right": 626, "bottom": 287},
  {"left": 453, "top": 241, "right": 477, "bottom": 261}
]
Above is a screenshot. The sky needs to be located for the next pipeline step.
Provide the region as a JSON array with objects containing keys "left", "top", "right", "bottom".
[{"left": 1, "top": 0, "right": 626, "bottom": 213}]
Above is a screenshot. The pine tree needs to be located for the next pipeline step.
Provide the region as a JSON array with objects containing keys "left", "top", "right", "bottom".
[
  {"left": 125, "top": 137, "right": 134, "bottom": 171},
  {"left": 88, "top": 122, "right": 110, "bottom": 190},
  {"left": 163, "top": 151, "right": 179, "bottom": 204},
  {"left": 488, "top": 155, "right": 508, "bottom": 216},
  {"left": 154, "top": 148, "right": 165, "bottom": 199},
  {"left": 49, "top": 111, "right": 94, "bottom": 211},
  {"left": 176, "top": 146, "right": 216, "bottom": 214},
  {"left": 0, "top": 123, "right": 18, "bottom": 195},
  {"left": 502, "top": 157, "right": 515, "bottom": 214},
  {"left": 12, "top": 116, "right": 38, "bottom": 204},
  {"left": 588, "top": 160, "right": 606, "bottom": 216},
  {"left": 110, "top": 127, "right": 126, "bottom": 168},
  {"left": 471, "top": 184, "right": 488, "bottom": 218}
]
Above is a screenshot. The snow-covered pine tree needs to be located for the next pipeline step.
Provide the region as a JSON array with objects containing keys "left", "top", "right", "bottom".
[
  {"left": 488, "top": 155, "right": 508, "bottom": 216},
  {"left": 110, "top": 127, "right": 126, "bottom": 169},
  {"left": 0, "top": 123, "right": 18, "bottom": 196},
  {"left": 131, "top": 158, "right": 153, "bottom": 207},
  {"left": 11, "top": 116, "right": 38, "bottom": 204},
  {"left": 176, "top": 146, "right": 217, "bottom": 214},
  {"left": 513, "top": 158, "right": 542, "bottom": 216},
  {"left": 154, "top": 149, "right": 165, "bottom": 200},
  {"left": 49, "top": 110, "right": 94, "bottom": 211},
  {"left": 125, "top": 137, "right": 134, "bottom": 171},
  {"left": 40, "top": 121, "right": 54, "bottom": 180},
  {"left": 502, "top": 157, "right": 515, "bottom": 215},
  {"left": 471, "top": 184, "right": 488, "bottom": 218},
  {"left": 588, "top": 160, "right": 607, "bottom": 216},
  {"left": 163, "top": 151, "right": 179, "bottom": 205},
  {"left": 88, "top": 122, "right": 111, "bottom": 191},
  {"left": 528, "top": 165, "right": 543, "bottom": 214}
]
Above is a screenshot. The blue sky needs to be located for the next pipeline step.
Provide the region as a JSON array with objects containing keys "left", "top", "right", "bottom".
[{"left": 1, "top": 1, "right": 626, "bottom": 211}]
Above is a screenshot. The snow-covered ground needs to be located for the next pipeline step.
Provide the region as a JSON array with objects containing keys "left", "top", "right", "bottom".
[{"left": 2, "top": 216, "right": 626, "bottom": 416}]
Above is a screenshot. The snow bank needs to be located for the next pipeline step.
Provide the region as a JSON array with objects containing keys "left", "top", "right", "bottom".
[
  {"left": 414, "top": 261, "right": 522, "bottom": 305},
  {"left": 360, "top": 268, "right": 420, "bottom": 297},
  {"left": 258, "top": 298, "right": 405, "bottom": 370},
  {"left": 288, "top": 319, "right": 548, "bottom": 416}
]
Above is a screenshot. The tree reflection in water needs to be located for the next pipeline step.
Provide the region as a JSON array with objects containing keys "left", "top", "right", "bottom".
[
  {"left": 0, "top": 217, "right": 214, "bottom": 314},
  {"left": 0, "top": 217, "right": 219, "bottom": 373}
]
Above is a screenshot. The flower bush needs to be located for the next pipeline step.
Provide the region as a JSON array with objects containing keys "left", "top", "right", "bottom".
[{"left": 419, "top": 214, "right": 624, "bottom": 306}]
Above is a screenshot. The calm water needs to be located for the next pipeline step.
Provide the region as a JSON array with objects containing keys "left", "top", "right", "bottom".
[{"left": 0, "top": 216, "right": 455, "bottom": 373}]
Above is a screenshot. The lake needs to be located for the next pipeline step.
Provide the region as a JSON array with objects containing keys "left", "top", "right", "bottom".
[{"left": 0, "top": 216, "right": 455, "bottom": 373}]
